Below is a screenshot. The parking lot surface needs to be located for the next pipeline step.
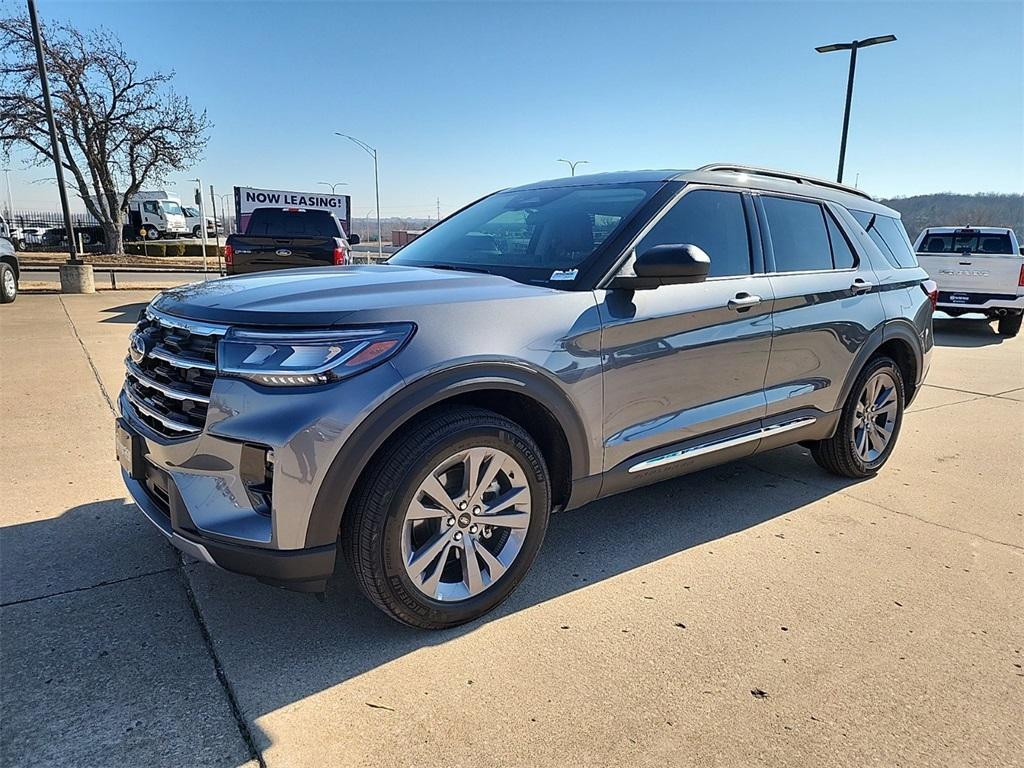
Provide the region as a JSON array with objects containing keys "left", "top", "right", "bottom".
[{"left": 2, "top": 292, "right": 1021, "bottom": 767}]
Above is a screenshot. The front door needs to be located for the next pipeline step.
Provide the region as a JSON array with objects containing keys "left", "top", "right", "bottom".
[{"left": 599, "top": 187, "right": 775, "bottom": 471}]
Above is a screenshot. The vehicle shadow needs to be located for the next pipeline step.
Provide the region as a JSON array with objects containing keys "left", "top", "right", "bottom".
[
  {"left": 2, "top": 448, "right": 856, "bottom": 762},
  {"left": 99, "top": 301, "right": 149, "bottom": 324},
  {"left": 175, "top": 447, "right": 854, "bottom": 753},
  {"left": 932, "top": 316, "right": 1004, "bottom": 348}
]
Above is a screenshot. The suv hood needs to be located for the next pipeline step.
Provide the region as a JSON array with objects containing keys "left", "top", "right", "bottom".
[{"left": 151, "top": 264, "right": 562, "bottom": 326}]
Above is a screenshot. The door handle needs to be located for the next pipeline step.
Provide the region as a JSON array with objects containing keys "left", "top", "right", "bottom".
[
  {"left": 851, "top": 279, "right": 873, "bottom": 295},
  {"left": 727, "top": 293, "right": 762, "bottom": 311}
]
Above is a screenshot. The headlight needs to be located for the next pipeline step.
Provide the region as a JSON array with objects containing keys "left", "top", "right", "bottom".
[{"left": 217, "top": 324, "right": 414, "bottom": 386}]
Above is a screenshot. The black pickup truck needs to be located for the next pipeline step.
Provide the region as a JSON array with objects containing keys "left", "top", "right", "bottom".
[{"left": 225, "top": 207, "right": 358, "bottom": 275}]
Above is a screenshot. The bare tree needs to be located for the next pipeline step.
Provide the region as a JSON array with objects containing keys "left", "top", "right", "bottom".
[{"left": 0, "top": 13, "right": 209, "bottom": 254}]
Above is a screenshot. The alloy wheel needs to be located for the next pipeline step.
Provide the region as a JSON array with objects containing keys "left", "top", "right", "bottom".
[
  {"left": 852, "top": 370, "right": 899, "bottom": 462},
  {"left": 401, "top": 447, "right": 532, "bottom": 602}
]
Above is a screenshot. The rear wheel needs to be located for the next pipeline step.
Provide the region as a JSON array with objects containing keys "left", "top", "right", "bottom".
[
  {"left": 342, "top": 406, "right": 551, "bottom": 629},
  {"left": 810, "top": 356, "right": 905, "bottom": 478},
  {"left": 997, "top": 313, "right": 1022, "bottom": 337}
]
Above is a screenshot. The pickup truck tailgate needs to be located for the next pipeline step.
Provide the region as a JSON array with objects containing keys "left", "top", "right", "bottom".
[
  {"left": 229, "top": 236, "right": 338, "bottom": 273},
  {"left": 918, "top": 253, "right": 1023, "bottom": 294}
]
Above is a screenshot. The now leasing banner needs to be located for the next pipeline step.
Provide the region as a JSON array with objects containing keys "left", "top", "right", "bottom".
[{"left": 234, "top": 186, "right": 352, "bottom": 236}]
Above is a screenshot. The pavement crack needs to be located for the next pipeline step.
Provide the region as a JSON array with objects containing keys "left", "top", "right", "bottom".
[
  {"left": 58, "top": 295, "right": 116, "bottom": 414},
  {"left": 58, "top": 296, "right": 264, "bottom": 766},
  {"left": 1, "top": 567, "right": 176, "bottom": 607},
  {"left": 175, "top": 553, "right": 266, "bottom": 768}
]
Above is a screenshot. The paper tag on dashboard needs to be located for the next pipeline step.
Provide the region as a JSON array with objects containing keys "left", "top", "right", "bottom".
[{"left": 550, "top": 269, "right": 578, "bottom": 281}]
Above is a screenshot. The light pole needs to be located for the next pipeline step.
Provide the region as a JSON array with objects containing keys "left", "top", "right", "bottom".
[
  {"left": 317, "top": 181, "right": 348, "bottom": 195},
  {"left": 216, "top": 193, "right": 232, "bottom": 233},
  {"left": 3, "top": 167, "right": 13, "bottom": 218},
  {"left": 815, "top": 34, "right": 896, "bottom": 183},
  {"left": 335, "top": 132, "right": 382, "bottom": 259},
  {"left": 189, "top": 177, "right": 209, "bottom": 278},
  {"left": 28, "top": 0, "right": 79, "bottom": 264},
  {"left": 557, "top": 159, "right": 589, "bottom": 176}
]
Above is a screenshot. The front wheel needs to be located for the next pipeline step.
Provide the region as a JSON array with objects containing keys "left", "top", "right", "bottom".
[
  {"left": 0, "top": 262, "right": 17, "bottom": 304},
  {"left": 342, "top": 406, "right": 551, "bottom": 629},
  {"left": 810, "top": 356, "right": 905, "bottom": 478},
  {"left": 145, "top": 226, "right": 160, "bottom": 241},
  {"left": 997, "top": 313, "right": 1022, "bottom": 337},
  {"left": 192, "top": 225, "right": 202, "bottom": 238}
]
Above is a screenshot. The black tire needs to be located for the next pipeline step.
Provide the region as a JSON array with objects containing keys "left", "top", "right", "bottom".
[
  {"left": 0, "top": 262, "right": 17, "bottom": 303},
  {"left": 342, "top": 406, "right": 551, "bottom": 629},
  {"left": 192, "top": 225, "right": 202, "bottom": 238},
  {"left": 997, "top": 313, "right": 1022, "bottom": 337},
  {"left": 145, "top": 226, "right": 160, "bottom": 241},
  {"left": 810, "top": 356, "right": 905, "bottom": 479}
]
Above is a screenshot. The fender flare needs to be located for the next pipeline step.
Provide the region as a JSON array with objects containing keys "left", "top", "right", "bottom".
[
  {"left": 834, "top": 319, "right": 924, "bottom": 420},
  {"left": 304, "top": 362, "right": 591, "bottom": 547}
]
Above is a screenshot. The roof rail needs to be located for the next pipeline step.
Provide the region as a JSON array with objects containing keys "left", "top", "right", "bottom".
[{"left": 694, "top": 164, "right": 873, "bottom": 201}]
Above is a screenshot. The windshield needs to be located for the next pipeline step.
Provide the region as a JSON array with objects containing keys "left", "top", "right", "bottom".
[
  {"left": 161, "top": 201, "right": 184, "bottom": 216},
  {"left": 918, "top": 231, "right": 1013, "bottom": 255},
  {"left": 389, "top": 183, "right": 659, "bottom": 284},
  {"left": 245, "top": 208, "right": 340, "bottom": 237},
  {"left": 183, "top": 206, "right": 199, "bottom": 218}
]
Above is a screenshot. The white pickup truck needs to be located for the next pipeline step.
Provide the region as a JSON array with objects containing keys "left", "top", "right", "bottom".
[{"left": 915, "top": 226, "right": 1024, "bottom": 337}]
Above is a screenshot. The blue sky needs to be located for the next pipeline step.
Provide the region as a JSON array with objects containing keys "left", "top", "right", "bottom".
[{"left": 6, "top": 0, "right": 1023, "bottom": 217}]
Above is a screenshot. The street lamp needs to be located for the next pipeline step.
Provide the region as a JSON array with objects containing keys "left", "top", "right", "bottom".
[
  {"left": 335, "top": 132, "right": 382, "bottom": 259},
  {"left": 189, "top": 177, "right": 209, "bottom": 278},
  {"left": 815, "top": 34, "right": 896, "bottom": 183},
  {"left": 317, "top": 181, "right": 348, "bottom": 194},
  {"left": 557, "top": 159, "right": 589, "bottom": 177}
]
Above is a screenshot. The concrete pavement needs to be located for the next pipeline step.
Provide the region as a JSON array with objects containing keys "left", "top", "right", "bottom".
[{"left": 1, "top": 292, "right": 1021, "bottom": 767}]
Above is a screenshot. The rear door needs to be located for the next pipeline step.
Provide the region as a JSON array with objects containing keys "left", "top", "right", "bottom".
[
  {"left": 757, "top": 193, "right": 886, "bottom": 421},
  {"left": 599, "top": 187, "right": 775, "bottom": 471}
]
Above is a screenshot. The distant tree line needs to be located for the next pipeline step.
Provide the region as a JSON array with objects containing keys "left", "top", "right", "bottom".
[{"left": 879, "top": 193, "right": 1023, "bottom": 243}]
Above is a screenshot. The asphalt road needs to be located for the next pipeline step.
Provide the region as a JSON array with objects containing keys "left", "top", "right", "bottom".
[{"left": 1, "top": 292, "right": 1021, "bottom": 767}]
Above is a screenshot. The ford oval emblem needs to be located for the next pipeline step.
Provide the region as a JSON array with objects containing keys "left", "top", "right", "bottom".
[
  {"left": 129, "top": 332, "right": 148, "bottom": 364},
  {"left": 276, "top": 248, "right": 292, "bottom": 257}
]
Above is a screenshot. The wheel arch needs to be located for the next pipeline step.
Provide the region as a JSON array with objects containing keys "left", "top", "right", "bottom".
[
  {"left": 304, "top": 363, "right": 590, "bottom": 548},
  {"left": 1, "top": 254, "right": 19, "bottom": 281},
  {"left": 834, "top": 320, "right": 922, "bottom": 422}
]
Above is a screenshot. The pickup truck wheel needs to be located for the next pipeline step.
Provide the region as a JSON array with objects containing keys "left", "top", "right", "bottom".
[
  {"left": 997, "top": 313, "right": 1022, "bottom": 337},
  {"left": 810, "top": 356, "right": 905, "bottom": 479},
  {"left": 342, "top": 406, "right": 551, "bottom": 629},
  {"left": 1, "top": 262, "right": 17, "bottom": 303}
]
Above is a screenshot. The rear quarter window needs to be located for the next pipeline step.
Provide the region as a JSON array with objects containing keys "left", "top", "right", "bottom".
[{"left": 851, "top": 211, "right": 918, "bottom": 269}]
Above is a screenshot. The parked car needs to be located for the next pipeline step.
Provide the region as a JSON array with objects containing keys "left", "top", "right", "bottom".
[
  {"left": 182, "top": 206, "right": 219, "bottom": 238},
  {"left": 914, "top": 226, "right": 1023, "bottom": 336},
  {"left": 117, "top": 164, "right": 935, "bottom": 628},
  {"left": 224, "top": 206, "right": 357, "bottom": 274},
  {"left": 1, "top": 237, "right": 19, "bottom": 303}
]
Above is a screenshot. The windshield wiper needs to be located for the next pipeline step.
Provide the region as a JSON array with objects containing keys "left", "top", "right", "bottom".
[{"left": 418, "top": 263, "right": 493, "bottom": 275}]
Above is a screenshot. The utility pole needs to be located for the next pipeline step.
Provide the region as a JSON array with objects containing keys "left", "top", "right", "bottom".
[
  {"left": 436, "top": 198, "right": 440, "bottom": 222},
  {"left": 815, "top": 35, "right": 896, "bottom": 183},
  {"left": 27, "top": 0, "right": 78, "bottom": 264},
  {"left": 3, "top": 168, "right": 13, "bottom": 218}
]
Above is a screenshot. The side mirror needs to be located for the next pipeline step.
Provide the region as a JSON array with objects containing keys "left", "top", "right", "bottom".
[
  {"left": 348, "top": 233, "right": 361, "bottom": 245},
  {"left": 611, "top": 243, "right": 710, "bottom": 289}
]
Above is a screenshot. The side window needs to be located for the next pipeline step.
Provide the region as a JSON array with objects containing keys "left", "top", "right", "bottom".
[
  {"left": 851, "top": 211, "right": 918, "bottom": 268},
  {"left": 825, "top": 209, "right": 856, "bottom": 269},
  {"left": 761, "top": 196, "right": 832, "bottom": 272},
  {"left": 143, "top": 201, "right": 159, "bottom": 215},
  {"left": 637, "top": 189, "right": 751, "bottom": 278}
]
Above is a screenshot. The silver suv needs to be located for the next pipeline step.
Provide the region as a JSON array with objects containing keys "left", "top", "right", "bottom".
[{"left": 116, "top": 164, "right": 935, "bottom": 628}]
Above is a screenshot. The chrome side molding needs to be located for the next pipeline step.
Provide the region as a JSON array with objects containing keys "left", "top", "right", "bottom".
[{"left": 628, "top": 417, "right": 817, "bottom": 473}]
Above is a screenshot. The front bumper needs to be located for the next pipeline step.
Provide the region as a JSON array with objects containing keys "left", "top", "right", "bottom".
[
  {"left": 116, "top": 357, "right": 406, "bottom": 589},
  {"left": 124, "top": 466, "right": 336, "bottom": 590}
]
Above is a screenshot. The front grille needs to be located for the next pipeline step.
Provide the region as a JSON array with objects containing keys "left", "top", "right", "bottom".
[{"left": 124, "top": 308, "right": 226, "bottom": 437}]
